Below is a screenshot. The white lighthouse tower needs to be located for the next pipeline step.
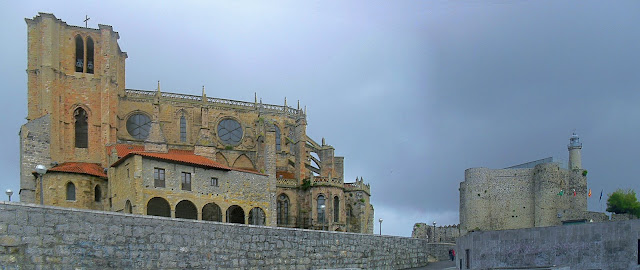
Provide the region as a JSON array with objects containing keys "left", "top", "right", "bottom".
[{"left": 568, "top": 132, "right": 582, "bottom": 170}]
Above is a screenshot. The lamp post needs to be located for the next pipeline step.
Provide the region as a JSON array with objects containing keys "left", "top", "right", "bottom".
[
  {"left": 432, "top": 221, "right": 437, "bottom": 243},
  {"left": 379, "top": 218, "right": 383, "bottom": 235},
  {"left": 5, "top": 189, "right": 13, "bottom": 201},
  {"left": 35, "top": 164, "right": 47, "bottom": 205}
]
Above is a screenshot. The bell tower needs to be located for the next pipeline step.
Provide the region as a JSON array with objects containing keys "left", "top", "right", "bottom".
[{"left": 568, "top": 132, "right": 582, "bottom": 170}]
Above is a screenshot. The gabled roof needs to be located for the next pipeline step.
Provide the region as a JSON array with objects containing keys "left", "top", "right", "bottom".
[
  {"left": 48, "top": 162, "right": 107, "bottom": 178},
  {"left": 109, "top": 144, "right": 268, "bottom": 176}
]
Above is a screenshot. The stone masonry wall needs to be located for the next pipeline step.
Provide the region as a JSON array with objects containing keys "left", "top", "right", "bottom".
[
  {"left": 19, "top": 114, "right": 52, "bottom": 204},
  {"left": 456, "top": 219, "right": 640, "bottom": 270},
  {"left": 0, "top": 202, "right": 451, "bottom": 269}
]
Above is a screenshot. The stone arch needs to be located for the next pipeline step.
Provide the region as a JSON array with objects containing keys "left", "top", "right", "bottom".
[
  {"left": 277, "top": 193, "right": 290, "bottom": 225},
  {"left": 175, "top": 200, "right": 197, "bottom": 220},
  {"left": 233, "top": 154, "right": 255, "bottom": 170},
  {"left": 248, "top": 207, "right": 265, "bottom": 226},
  {"left": 215, "top": 152, "right": 230, "bottom": 167},
  {"left": 226, "top": 205, "right": 245, "bottom": 224},
  {"left": 146, "top": 197, "right": 170, "bottom": 217},
  {"left": 66, "top": 182, "right": 76, "bottom": 201},
  {"left": 202, "top": 202, "right": 222, "bottom": 222}
]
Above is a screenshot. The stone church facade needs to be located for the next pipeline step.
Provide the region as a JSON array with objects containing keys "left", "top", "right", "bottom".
[{"left": 19, "top": 13, "right": 373, "bottom": 233}]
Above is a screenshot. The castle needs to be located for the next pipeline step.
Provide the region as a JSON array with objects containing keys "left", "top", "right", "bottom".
[
  {"left": 458, "top": 133, "right": 607, "bottom": 234},
  {"left": 19, "top": 13, "right": 373, "bottom": 233}
]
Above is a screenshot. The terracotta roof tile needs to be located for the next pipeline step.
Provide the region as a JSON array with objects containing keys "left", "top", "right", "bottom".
[
  {"left": 48, "top": 162, "right": 107, "bottom": 178},
  {"left": 109, "top": 144, "right": 268, "bottom": 176}
]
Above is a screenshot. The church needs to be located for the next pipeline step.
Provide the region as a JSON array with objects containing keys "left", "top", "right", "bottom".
[{"left": 19, "top": 13, "right": 373, "bottom": 233}]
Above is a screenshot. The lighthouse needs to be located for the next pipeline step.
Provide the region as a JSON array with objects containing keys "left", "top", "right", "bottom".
[{"left": 568, "top": 132, "right": 582, "bottom": 170}]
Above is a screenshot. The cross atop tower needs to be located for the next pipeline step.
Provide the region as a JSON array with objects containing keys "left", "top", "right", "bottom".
[{"left": 84, "top": 15, "right": 90, "bottom": 28}]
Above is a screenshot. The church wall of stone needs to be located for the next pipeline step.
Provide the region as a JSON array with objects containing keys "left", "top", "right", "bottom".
[
  {"left": 110, "top": 155, "right": 275, "bottom": 225},
  {"left": 0, "top": 203, "right": 449, "bottom": 269},
  {"left": 39, "top": 173, "right": 107, "bottom": 211},
  {"left": 412, "top": 223, "right": 460, "bottom": 243},
  {"left": 19, "top": 115, "right": 52, "bottom": 203}
]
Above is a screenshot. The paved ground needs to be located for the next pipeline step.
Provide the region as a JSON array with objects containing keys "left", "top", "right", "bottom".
[{"left": 403, "top": 260, "right": 457, "bottom": 270}]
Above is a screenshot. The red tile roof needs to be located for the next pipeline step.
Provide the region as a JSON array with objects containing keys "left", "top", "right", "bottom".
[
  {"left": 109, "top": 144, "right": 268, "bottom": 176},
  {"left": 276, "top": 171, "right": 295, "bottom": 179},
  {"left": 48, "top": 162, "right": 107, "bottom": 178}
]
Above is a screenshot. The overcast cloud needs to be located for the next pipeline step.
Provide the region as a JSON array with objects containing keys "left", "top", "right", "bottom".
[{"left": 1, "top": 1, "right": 639, "bottom": 237}]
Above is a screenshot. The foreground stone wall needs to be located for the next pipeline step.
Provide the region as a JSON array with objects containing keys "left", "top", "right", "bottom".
[
  {"left": 456, "top": 219, "right": 640, "bottom": 270},
  {"left": 0, "top": 202, "right": 450, "bottom": 269}
]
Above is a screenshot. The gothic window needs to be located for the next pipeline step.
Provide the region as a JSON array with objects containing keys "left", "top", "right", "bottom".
[
  {"left": 66, "top": 182, "right": 76, "bottom": 201},
  {"left": 317, "top": 195, "right": 326, "bottom": 224},
  {"left": 126, "top": 113, "right": 151, "bottom": 140},
  {"left": 248, "top": 207, "right": 265, "bottom": 226},
  {"left": 125, "top": 200, "right": 132, "bottom": 214},
  {"left": 180, "top": 115, "right": 187, "bottom": 142},
  {"left": 154, "top": 168, "right": 165, "bottom": 188},
  {"left": 217, "top": 118, "right": 243, "bottom": 146},
  {"left": 181, "top": 172, "right": 191, "bottom": 191},
  {"left": 334, "top": 196, "right": 340, "bottom": 223},
  {"left": 275, "top": 125, "right": 281, "bottom": 151},
  {"left": 277, "top": 194, "right": 289, "bottom": 225},
  {"left": 75, "top": 35, "right": 84, "bottom": 72},
  {"left": 86, "top": 36, "right": 94, "bottom": 74},
  {"left": 94, "top": 185, "right": 101, "bottom": 202},
  {"left": 74, "top": 108, "right": 88, "bottom": 148}
]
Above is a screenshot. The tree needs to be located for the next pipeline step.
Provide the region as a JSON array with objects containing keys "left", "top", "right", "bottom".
[{"left": 606, "top": 189, "right": 640, "bottom": 218}]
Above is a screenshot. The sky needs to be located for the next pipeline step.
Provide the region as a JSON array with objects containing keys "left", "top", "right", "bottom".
[{"left": 1, "top": 1, "right": 639, "bottom": 237}]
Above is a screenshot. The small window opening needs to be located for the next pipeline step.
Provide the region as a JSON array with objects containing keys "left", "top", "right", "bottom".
[
  {"left": 74, "top": 108, "right": 88, "bottom": 148},
  {"left": 465, "top": 249, "right": 470, "bottom": 269},
  {"left": 154, "top": 168, "right": 165, "bottom": 188},
  {"left": 94, "top": 185, "right": 101, "bottom": 202},
  {"left": 86, "top": 36, "right": 94, "bottom": 74},
  {"left": 211, "top": 177, "right": 218, "bottom": 187},
  {"left": 75, "top": 35, "right": 84, "bottom": 72},
  {"left": 275, "top": 125, "right": 281, "bottom": 151},
  {"left": 333, "top": 196, "right": 340, "bottom": 223},
  {"left": 66, "top": 182, "right": 76, "bottom": 201},
  {"left": 181, "top": 172, "right": 191, "bottom": 191}
]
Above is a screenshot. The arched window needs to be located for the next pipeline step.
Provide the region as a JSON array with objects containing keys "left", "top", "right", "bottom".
[
  {"left": 125, "top": 200, "right": 132, "bottom": 214},
  {"left": 317, "top": 195, "right": 325, "bottom": 224},
  {"left": 86, "top": 36, "right": 94, "bottom": 74},
  {"left": 275, "top": 125, "right": 281, "bottom": 151},
  {"left": 94, "top": 185, "right": 101, "bottom": 202},
  {"left": 74, "top": 108, "right": 88, "bottom": 148},
  {"left": 66, "top": 182, "right": 76, "bottom": 201},
  {"left": 180, "top": 115, "right": 187, "bottom": 142},
  {"left": 334, "top": 196, "right": 340, "bottom": 223},
  {"left": 277, "top": 194, "right": 289, "bottom": 225},
  {"left": 248, "top": 207, "right": 265, "bottom": 226},
  {"left": 75, "top": 35, "right": 84, "bottom": 72}
]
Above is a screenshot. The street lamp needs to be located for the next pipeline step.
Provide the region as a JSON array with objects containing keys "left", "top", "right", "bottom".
[
  {"left": 35, "top": 164, "right": 47, "bottom": 205},
  {"left": 432, "top": 221, "right": 437, "bottom": 243},
  {"left": 379, "top": 218, "right": 383, "bottom": 235},
  {"left": 5, "top": 189, "right": 13, "bottom": 201}
]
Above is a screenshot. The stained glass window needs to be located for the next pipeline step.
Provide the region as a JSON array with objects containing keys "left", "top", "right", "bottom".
[
  {"left": 217, "top": 119, "right": 243, "bottom": 145},
  {"left": 126, "top": 113, "right": 151, "bottom": 140}
]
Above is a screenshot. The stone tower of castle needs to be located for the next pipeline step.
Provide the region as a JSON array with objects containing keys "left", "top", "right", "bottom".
[{"left": 568, "top": 132, "right": 582, "bottom": 170}]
